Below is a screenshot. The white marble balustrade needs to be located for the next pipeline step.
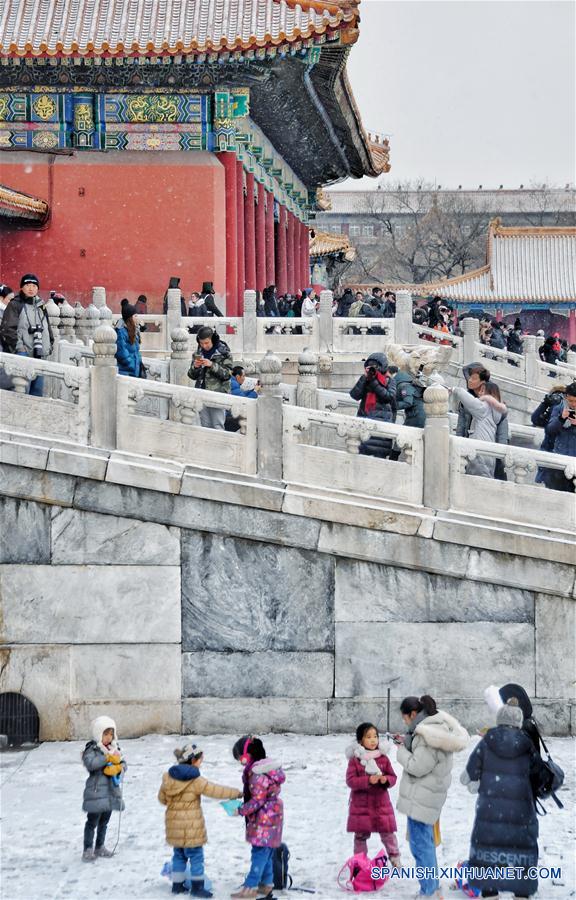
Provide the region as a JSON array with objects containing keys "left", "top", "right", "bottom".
[
  {"left": 450, "top": 436, "right": 576, "bottom": 529},
  {"left": 283, "top": 404, "right": 424, "bottom": 506},
  {"left": 116, "top": 376, "right": 257, "bottom": 475},
  {"left": 0, "top": 351, "right": 90, "bottom": 445}
]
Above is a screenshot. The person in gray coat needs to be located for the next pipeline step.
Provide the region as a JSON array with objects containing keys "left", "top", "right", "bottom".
[
  {"left": 82, "top": 715, "right": 126, "bottom": 861},
  {"left": 452, "top": 381, "right": 507, "bottom": 478},
  {"left": 396, "top": 695, "right": 469, "bottom": 898}
]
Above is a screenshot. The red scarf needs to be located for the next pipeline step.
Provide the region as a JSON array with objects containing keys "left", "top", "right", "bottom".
[{"left": 364, "top": 371, "right": 389, "bottom": 415}]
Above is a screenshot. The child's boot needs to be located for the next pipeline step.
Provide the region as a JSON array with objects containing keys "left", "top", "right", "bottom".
[
  {"left": 82, "top": 848, "right": 96, "bottom": 862},
  {"left": 190, "top": 880, "right": 213, "bottom": 898},
  {"left": 172, "top": 884, "right": 187, "bottom": 895},
  {"left": 94, "top": 846, "right": 114, "bottom": 858},
  {"left": 257, "top": 885, "right": 274, "bottom": 898},
  {"left": 230, "top": 889, "right": 258, "bottom": 899},
  {"left": 389, "top": 855, "right": 401, "bottom": 868}
]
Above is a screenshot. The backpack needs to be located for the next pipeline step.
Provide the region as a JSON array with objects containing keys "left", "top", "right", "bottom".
[
  {"left": 337, "top": 849, "right": 389, "bottom": 893},
  {"left": 273, "top": 843, "right": 292, "bottom": 890},
  {"left": 532, "top": 728, "right": 564, "bottom": 813}
]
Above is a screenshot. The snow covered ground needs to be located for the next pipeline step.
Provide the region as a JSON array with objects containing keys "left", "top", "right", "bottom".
[{"left": 1, "top": 734, "right": 573, "bottom": 900}]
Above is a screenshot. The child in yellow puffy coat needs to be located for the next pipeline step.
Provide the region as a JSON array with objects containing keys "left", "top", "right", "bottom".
[{"left": 159, "top": 742, "right": 242, "bottom": 897}]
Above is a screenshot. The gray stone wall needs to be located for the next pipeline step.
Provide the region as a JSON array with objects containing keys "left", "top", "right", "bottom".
[{"left": 1, "top": 464, "right": 574, "bottom": 740}]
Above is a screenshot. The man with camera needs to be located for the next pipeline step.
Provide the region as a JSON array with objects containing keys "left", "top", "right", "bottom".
[
  {"left": 0, "top": 274, "right": 53, "bottom": 396},
  {"left": 544, "top": 381, "right": 576, "bottom": 493},
  {"left": 349, "top": 352, "right": 397, "bottom": 459}
]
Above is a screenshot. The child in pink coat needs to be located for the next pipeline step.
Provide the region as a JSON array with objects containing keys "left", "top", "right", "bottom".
[
  {"left": 231, "top": 736, "right": 285, "bottom": 900},
  {"left": 346, "top": 722, "right": 400, "bottom": 865}
]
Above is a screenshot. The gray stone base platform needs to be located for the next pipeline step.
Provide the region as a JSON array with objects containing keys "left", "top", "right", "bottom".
[{"left": 0, "top": 460, "right": 574, "bottom": 740}]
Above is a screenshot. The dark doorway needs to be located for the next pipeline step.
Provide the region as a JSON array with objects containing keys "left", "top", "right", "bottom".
[{"left": 0, "top": 692, "right": 40, "bottom": 748}]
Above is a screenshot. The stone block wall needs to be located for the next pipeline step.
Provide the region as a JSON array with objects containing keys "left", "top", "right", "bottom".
[{"left": 0, "top": 466, "right": 574, "bottom": 739}]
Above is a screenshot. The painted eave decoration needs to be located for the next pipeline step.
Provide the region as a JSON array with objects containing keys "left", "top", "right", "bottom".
[{"left": 0, "top": 182, "right": 49, "bottom": 220}]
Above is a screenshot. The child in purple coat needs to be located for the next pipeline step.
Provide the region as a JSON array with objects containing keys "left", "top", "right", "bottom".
[
  {"left": 346, "top": 722, "right": 400, "bottom": 865},
  {"left": 231, "top": 736, "right": 285, "bottom": 900}
]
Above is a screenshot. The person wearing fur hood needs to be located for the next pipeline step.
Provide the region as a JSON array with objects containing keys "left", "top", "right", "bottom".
[
  {"left": 81, "top": 716, "right": 126, "bottom": 862},
  {"left": 345, "top": 722, "right": 400, "bottom": 865},
  {"left": 396, "top": 695, "right": 469, "bottom": 898}
]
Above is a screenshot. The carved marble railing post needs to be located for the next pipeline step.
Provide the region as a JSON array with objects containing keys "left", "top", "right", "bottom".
[
  {"left": 90, "top": 323, "right": 118, "bottom": 450},
  {"left": 170, "top": 327, "right": 191, "bottom": 386},
  {"left": 166, "top": 288, "right": 182, "bottom": 351},
  {"left": 74, "top": 302, "right": 84, "bottom": 344},
  {"left": 461, "top": 316, "right": 480, "bottom": 365},
  {"left": 318, "top": 290, "right": 333, "bottom": 352},
  {"left": 92, "top": 286, "right": 106, "bottom": 310},
  {"left": 567, "top": 350, "right": 576, "bottom": 368},
  {"left": 423, "top": 376, "right": 450, "bottom": 510},
  {"left": 81, "top": 302, "right": 101, "bottom": 347},
  {"left": 395, "top": 290, "right": 414, "bottom": 344},
  {"left": 243, "top": 290, "right": 257, "bottom": 353},
  {"left": 45, "top": 297, "right": 61, "bottom": 358},
  {"left": 296, "top": 348, "right": 318, "bottom": 409},
  {"left": 257, "top": 350, "right": 283, "bottom": 480},
  {"left": 523, "top": 335, "right": 540, "bottom": 385},
  {"left": 59, "top": 299, "right": 76, "bottom": 342}
]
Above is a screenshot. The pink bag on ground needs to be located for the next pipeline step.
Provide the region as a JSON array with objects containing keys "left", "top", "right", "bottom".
[{"left": 337, "top": 848, "right": 389, "bottom": 892}]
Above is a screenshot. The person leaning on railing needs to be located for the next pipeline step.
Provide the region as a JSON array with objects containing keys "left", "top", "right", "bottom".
[
  {"left": 542, "top": 381, "right": 576, "bottom": 493},
  {"left": 187, "top": 326, "right": 233, "bottom": 430}
]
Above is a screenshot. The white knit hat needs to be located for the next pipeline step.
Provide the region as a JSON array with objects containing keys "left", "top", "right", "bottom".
[{"left": 496, "top": 701, "right": 524, "bottom": 729}]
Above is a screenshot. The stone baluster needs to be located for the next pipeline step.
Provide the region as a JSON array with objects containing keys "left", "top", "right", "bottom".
[
  {"left": 44, "top": 297, "right": 61, "bottom": 358},
  {"left": 82, "top": 303, "right": 101, "bottom": 347},
  {"left": 10, "top": 367, "right": 32, "bottom": 393},
  {"left": 59, "top": 299, "right": 76, "bottom": 342},
  {"left": 523, "top": 335, "right": 540, "bottom": 385},
  {"left": 170, "top": 327, "right": 191, "bottom": 386},
  {"left": 296, "top": 348, "right": 318, "bottom": 409},
  {"left": 423, "top": 375, "right": 450, "bottom": 510},
  {"left": 74, "top": 302, "right": 84, "bottom": 343},
  {"left": 93, "top": 287, "right": 113, "bottom": 324},
  {"left": 567, "top": 350, "right": 576, "bottom": 368},
  {"left": 461, "top": 316, "right": 480, "bottom": 365},
  {"left": 165, "top": 288, "right": 183, "bottom": 351},
  {"left": 90, "top": 323, "right": 118, "bottom": 449},
  {"left": 395, "top": 290, "right": 414, "bottom": 344},
  {"left": 318, "top": 289, "right": 333, "bottom": 352},
  {"left": 257, "top": 350, "right": 283, "bottom": 480},
  {"left": 243, "top": 290, "right": 257, "bottom": 353}
]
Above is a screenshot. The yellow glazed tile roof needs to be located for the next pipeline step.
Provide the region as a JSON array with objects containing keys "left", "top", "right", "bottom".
[{"left": 0, "top": 0, "right": 358, "bottom": 57}]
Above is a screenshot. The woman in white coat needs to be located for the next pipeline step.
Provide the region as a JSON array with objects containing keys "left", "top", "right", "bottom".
[
  {"left": 451, "top": 381, "right": 507, "bottom": 477},
  {"left": 396, "top": 695, "right": 469, "bottom": 898}
]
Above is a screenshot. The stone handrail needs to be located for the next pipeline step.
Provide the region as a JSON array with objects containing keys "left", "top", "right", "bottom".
[
  {"left": 473, "top": 340, "right": 526, "bottom": 379},
  {"left": 283, "top": 403, "right": 424, "bottom": 506},
  {"left": 1, "top": 346, "right": 575, "bottom": 534},
  {"left": 450, "top": 435, "right": 576, "bottom": 529}
]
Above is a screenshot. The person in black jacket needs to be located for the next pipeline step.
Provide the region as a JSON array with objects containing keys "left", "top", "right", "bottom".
[
  {"left": 461, "top": 700, "right": 540, "bottom": 899},
  {"left": 350, "top": 353, "right": 397, "bottom": 459}
]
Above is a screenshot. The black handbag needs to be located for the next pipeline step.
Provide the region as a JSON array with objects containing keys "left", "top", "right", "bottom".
[{"left": 532, "top": 727, "right": 564, "bottom": 813}]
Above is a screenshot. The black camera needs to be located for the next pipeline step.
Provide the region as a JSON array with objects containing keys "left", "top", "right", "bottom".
[
  {"left": 28, "top": 325, "right": 44, "bottom": 359},
  {"left": 366, "top": 365, "right": 378, "bottom": 378}
]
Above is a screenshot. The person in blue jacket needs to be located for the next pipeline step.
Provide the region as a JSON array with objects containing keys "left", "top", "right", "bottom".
[
  {"left": 543, "top": 381, "right": 576, "bottom": 492},
  {"left": 231, "top": 366, "right": 260, "bottom": 399},
  {"left": 115, "top": 300, "right": 142, "bottom": 377}
]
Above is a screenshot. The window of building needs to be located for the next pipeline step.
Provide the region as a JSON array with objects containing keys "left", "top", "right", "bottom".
[
  {"left": 362, "top": 225, "right": 374, "bottom": 236},
  {"left": 350, "top": 225, "right": 361, "bottom": 237},
  {"left": 331, "top": 224, "right": 342, "bottom": 233}
]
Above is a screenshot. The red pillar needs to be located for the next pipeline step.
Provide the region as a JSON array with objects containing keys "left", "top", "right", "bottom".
[
  {"left": 255, "top": 182, "right": 267, "bottom": 293},
  {"left": 244, "top": 171, "right": 257, "bottom": 291},
  {"left": 569, "top": 308, "right": 576, "bottom": 346},
  {"left": 291, "top": 213, "right": 299, "bottom": 293},
  {"left": 265, "top": 191, "right": 275, "bottom": 287},
  {"left": 216, "top": 152, "right": 238, "bottom": 314},
  {"left": 236, "top": 160, "right": 245, "bottom": 308},
  {"left": 301, "top": 220, "right": 310, "bottom": 287},
  {"left": 286, "top": 211, "right": 295, "bottom": 294},
  {"left": 276, "top": 204, "right": 288, "bottom": 296}
]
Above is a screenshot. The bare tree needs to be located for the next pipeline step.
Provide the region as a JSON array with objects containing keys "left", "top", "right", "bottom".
[
  {"left": 350, "top": 179, "right": 489, "bottom": 284},
  {"left": 516, "top": 180, "right": 576, "bottom": 227}
]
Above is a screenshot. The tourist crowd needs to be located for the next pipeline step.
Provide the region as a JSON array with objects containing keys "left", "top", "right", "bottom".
[
  {"left": 81, "top": 682, "right": 560, "bottom": 899},
  {"left": 0, "top": 274, "right": 574, "bottom": 492}
]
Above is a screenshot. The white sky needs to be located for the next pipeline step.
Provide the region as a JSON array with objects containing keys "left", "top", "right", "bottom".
[{"left": 339, "top": 0, "right": 575, "bottom": 190}]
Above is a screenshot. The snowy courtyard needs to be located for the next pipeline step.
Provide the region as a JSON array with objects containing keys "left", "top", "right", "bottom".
[{"left": 1, "top": 733, "right": 573, "bottom": 900}]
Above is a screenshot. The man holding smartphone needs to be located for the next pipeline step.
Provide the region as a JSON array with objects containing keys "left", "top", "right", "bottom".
[
  {"left": 544, "top": 381, "right": 576, "bottom": 492},
  {"left": 187, "top": 326, "right": 233, "bottom": 430}
]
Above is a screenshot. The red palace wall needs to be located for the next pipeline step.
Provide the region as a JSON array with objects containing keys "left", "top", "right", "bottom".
[{"left": 0, "top": 151, "right": 226, "bottom": 313}]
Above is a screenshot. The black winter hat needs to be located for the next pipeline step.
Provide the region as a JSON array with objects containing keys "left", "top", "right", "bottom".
[
  {"left": 20, "top": 273, "right": 39, "bottom": 288},
  {"left": 121, "top": 298, "right": 137, "bottom": 321},
  {"left": 201, "top": 281, "right": 214, "bottom": 295}
]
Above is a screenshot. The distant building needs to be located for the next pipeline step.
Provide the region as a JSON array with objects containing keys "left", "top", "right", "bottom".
[{"left": 315, "top": 187, "right": 576, "bottom": 285}]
